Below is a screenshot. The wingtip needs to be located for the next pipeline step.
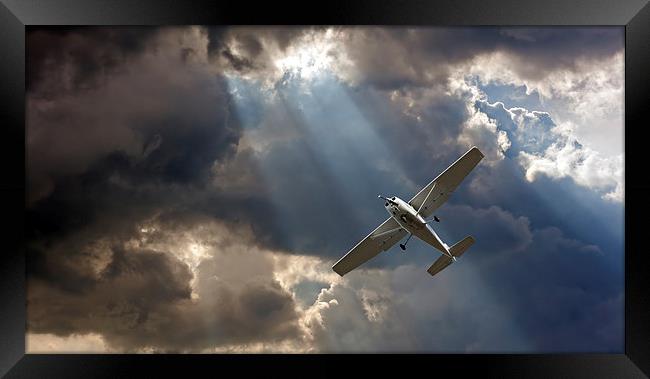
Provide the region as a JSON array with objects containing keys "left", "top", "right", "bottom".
[
  {"left": 331, "top": 265, "right": 345, "bottom": 277},
  {"left": 470, "top": 146, "right": 485, "bottom": 158}
]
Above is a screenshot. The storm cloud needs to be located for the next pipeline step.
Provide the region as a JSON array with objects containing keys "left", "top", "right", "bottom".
[{"left": 26, "top": 26, "right": 623, "bottom": 353}]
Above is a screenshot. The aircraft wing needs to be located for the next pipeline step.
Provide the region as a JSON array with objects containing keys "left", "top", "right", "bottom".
[
  {"left": 332, "top": 218, "right": 407, "bottom": 276},
  {"left": 409, "top": 146, "right": 484, "bottom": 219}
]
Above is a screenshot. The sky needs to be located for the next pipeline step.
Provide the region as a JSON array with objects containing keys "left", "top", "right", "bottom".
[{"left": 25, "top": 26, "right": 624, "bottom": 353}]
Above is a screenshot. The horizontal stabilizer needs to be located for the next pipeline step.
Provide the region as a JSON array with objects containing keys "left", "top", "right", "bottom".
[
  {"left": 427, "top": 236, "right": 475, "bottom": 277},
  {"left": 427, "top": 255, "right": 453, "bottom": 277},
  {"left": 449, "top": 236, "right": 475, "bottom": 258}
]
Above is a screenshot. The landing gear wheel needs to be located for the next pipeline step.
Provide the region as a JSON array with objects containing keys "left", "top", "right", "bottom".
[{"left": 400, "top": 244, "right": 406, "bottom": 251}]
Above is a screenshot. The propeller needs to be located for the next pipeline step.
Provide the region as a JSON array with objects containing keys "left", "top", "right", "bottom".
[{"left": 378, "top": 195, "right": 397, "bottom": 205}]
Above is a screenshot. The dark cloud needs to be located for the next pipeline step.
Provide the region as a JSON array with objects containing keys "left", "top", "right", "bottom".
[
  {"left": 204, "top": 27, "right": 228, "bottom": 58},
  {"left": 28, "top": 245, "right": 193, "bottom": 336},
  {"left": 27, "top": 241, "right": 302, "bottom": 351},
  {"left": 308, "top": 217, "right": 621, "bottom": 352},
  {"left": 203, "top": 26, "right": 311, "bottom": 74},
  {"left": 436, "top": 204, "right": 533, "bottom": 256},
  {"left": 471, "top": 226, "right": 623, "bottom": 352},
  {"left": 25, "top": 26, "right": 299, "bottom": 350},
  {"left": 221, "top": 47, "right": 255, "bottom": 71},
  {"left": 493, "top": 27, "right": 623, "bottom": 80},
  {"left": 27, "top": 205, "right": 304, "bottom": 351},
  {"left": 331, "top": 27, "right": 623, "bottom": 90},
  {"left": 27, "top": 27, "right": 159, "bottom": 94},
  {"left": 27, "top": 26, "right": 241, "bottom": 205}
]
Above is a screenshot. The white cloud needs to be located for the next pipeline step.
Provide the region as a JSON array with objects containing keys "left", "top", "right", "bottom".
[
  {"left": 457, "top": 101, "right": 506, "bottom": 166},
  {"left": 448, "top": 64, "right": 623, "bottom": 202},
  {"left": 451, "top": 50, "right": 624, "bottom": 157},
  {"left": 220, "top": 28, "right": 352, "bottom": 90},
  {"left": 27, "top": 333, "right": 112, "bottom": 353},
  {"left": 518, "top": 140, "right": 624, "bottom": 202}
]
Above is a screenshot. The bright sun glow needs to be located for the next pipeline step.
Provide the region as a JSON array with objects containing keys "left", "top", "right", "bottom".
[{"left": 274, "top": 29, "right": 338, "bottom": 80}]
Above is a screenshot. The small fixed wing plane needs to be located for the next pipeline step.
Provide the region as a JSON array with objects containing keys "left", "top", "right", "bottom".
[{"left": 332, "top": 146, "right": 484, "bottom": 278}]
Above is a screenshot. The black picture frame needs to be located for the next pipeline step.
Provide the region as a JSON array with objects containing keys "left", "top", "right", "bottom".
[{"left": 1, "top": 0, "right": 648, "bottom": 377}]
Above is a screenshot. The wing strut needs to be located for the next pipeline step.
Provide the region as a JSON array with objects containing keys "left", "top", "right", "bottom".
[
  {"left": 370, "top": 226, "right": 404, "bottom": 240},
  {"left": 416, "top": 182, "right": 436, "bottom": 215}
]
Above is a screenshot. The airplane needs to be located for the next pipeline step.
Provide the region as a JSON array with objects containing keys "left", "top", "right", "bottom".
[{"left": 332, "top": 146, "right": 484, "bottom": 278}]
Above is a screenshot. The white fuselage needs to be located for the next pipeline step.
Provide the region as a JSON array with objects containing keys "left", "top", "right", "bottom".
[
  {"left": 382, "top": 196, "right": 453, "bottom": 258},
  {"left": 383, "top": 196, "right": 427, "bottom": 233}
]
